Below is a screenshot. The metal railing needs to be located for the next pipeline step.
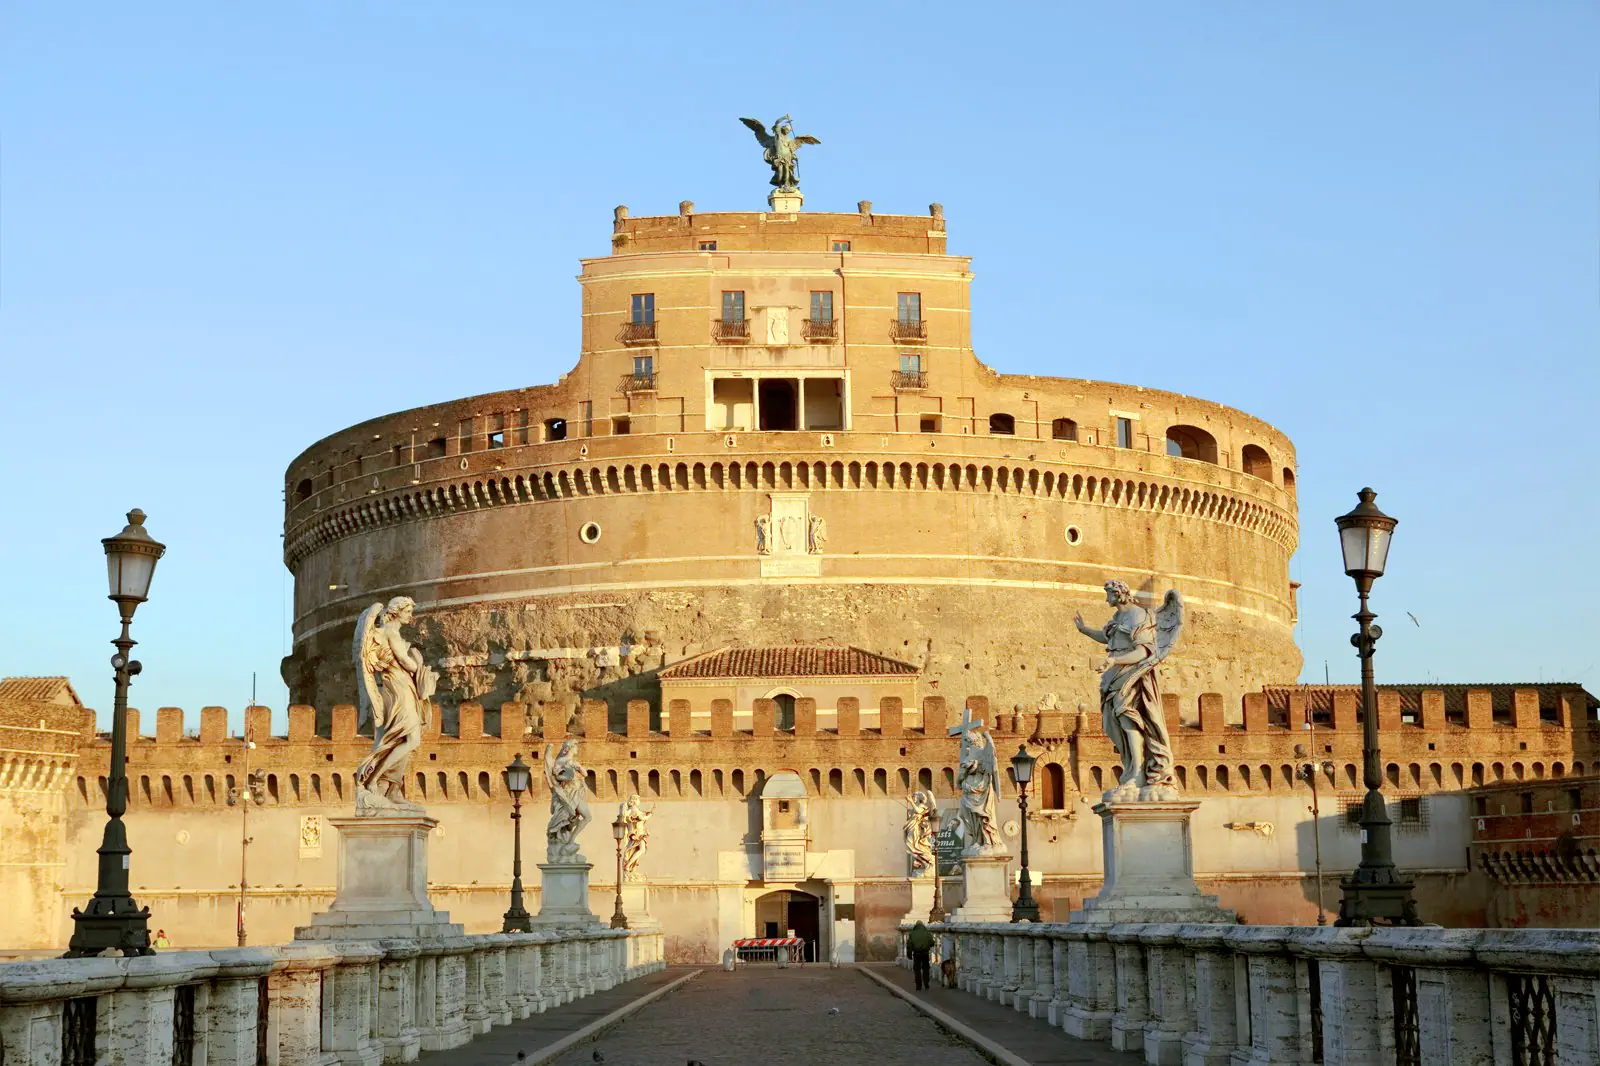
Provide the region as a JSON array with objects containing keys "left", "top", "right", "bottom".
[
  {"left": 618, "top": 373, "right": 657, "bottom": 394},
  {"left": 712, "top": 319, "right": 750, "bottom": 342},
  {"left": 890, "top": 318, "right": 927, "bottom": 342},
  {"left": 617, "top": 321, "right": 657, "bottom": 345},
  {"left": 802, "top": 318, "right": 837, "bottom": 342},
  {"left": 891, "top": 370, "right": 928, "bottom": 390}
]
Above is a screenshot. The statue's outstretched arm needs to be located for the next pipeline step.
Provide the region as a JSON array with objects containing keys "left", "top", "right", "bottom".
[{"left": 1074, "top": 612, "right": 1109, "bottom": 643}]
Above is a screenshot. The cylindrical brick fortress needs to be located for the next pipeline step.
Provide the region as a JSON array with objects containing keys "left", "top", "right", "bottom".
[{"left": 281, "top": 203, "right": 1300, "bottom": 716}]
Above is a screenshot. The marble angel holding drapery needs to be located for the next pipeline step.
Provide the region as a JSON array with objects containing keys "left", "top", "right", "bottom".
[
  {"left": 352, "top": 596, "right": 438, "bottom": 815},
  {"left": 545, "top": 739, "right": 593, "bottom": 861}
]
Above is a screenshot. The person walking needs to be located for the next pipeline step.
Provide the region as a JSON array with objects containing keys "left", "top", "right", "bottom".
[{"left": 906, "top": 920, "right": 936, "bottom": 990}]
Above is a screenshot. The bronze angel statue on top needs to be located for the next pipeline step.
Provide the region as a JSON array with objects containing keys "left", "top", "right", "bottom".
[
  {"left": 352, "top": 596, "right": 439, "bottom": 814},
  {"left": 1073, "top": 581, "right": 1185, "bottom": 803},
  {"left": 739, "top": 115, "right": 821, "bottom": 191}
]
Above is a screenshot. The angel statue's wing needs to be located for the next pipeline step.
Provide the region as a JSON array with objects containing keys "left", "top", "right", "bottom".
[
  {"left": 739, "top": 117, "right": 774, "bottom": 149},
  {"left": 352, "top": 603, "right": 384, "bottom": 732},
  {"left": 1154, "top": 589, "right": 1185, "bottom": 664},
  {"left": 794, "top": 135, "right": 821, "bottom": 145}
]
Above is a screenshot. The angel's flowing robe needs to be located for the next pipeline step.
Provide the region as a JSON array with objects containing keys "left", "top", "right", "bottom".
[
  {"left": 958, "top": 739, "right": 1003, "bottom": 853},
  {"left": 546, "top": 748, "right": 590, "bottom": 850},
  {"left": 355, "top": 627, "right": 426, "bottom": 797},
  {"left": 1099, "top": 604, "right": 1177, "bottom": 789}
]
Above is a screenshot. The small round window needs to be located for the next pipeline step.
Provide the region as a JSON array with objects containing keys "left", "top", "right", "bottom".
[
  {"left": 1064, "top": 525, "right": 1083, "bottom": 546},
  {"left": 579, "top": 522, "right": 602, "bottom": 544}
]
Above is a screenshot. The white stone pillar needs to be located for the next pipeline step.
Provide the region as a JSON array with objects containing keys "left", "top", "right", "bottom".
[
  {"left": 1303, "top": 929, "right": 1382, "bottom": 1066},
  {"left": 1046, "top": 934, "right": 1072, "bottom": 1028},
  {"left": 0, "top": 1002, "right": 62, "bottom": 1066},
  {"left": 1012, "top": 933, "right": 1037, "bottom": 1012},
  {"left": 270, "top": 950, "right": 336, "bottom": 1066},
  {"left": 1060, "top": 930, "right": 1117, "bottom": 1041},
  {"left": 503, "top": 939, "right": 533, "bottom": 1020},
  {"left": 481, "top": 936, "right": 512, "bottom": 1025},
  {"left": 1029, "top": 929, "right": 1057, "bottom": 1019},
  {"left": 206, "top": 951, "right": 275, "bottom": 1066},
  {"left": 324, "top": 947, "right": 384, "bottom": 1066},
  {"left": 102, "top": 984, "right": 176, "bottom": 1066},
  {"left": 428, "top": 944, "right": 472, "bottom": 1051},
  {"left": 1225, "top": 926, "right": 1301, "bottom": 1066},
  {"left": 1136, "top": 926, "right": 1194, "bottom": 1066},
  {"left": 1177, "top": 925, "right": 1238, "bottom": 1066},
  {"left": 1109, "top": 927, "right": 1149, "bottom": 1054},
  {"left": 374, "top": 943, "right": 421, "bottom": 1064},
  {"left": 996, "top": 931, "right": 1020, "bottom": 1005},
  {"left": 461, "top": 944, "right": 491, "bottom": 1035}
]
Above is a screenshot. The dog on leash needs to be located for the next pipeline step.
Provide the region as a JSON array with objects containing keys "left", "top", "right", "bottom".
[{"left": 939, "top": 957, "right": 958, "bottom": 989}]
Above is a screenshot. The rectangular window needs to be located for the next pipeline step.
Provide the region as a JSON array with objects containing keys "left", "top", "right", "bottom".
[
  {"left": 1520, "top": 792, "right": 1534, "bottom": 814},
  {"left": 1569, "top": 788, "right": 1584, "bottom": 811},
  {"left": 513, "top": 410, "right": 529, "bottom": 445},
  {"left": 899, "top": 353, "right": 922, "bottom": 374},
  {"left": 427, "top": 437, "right": 447, "bottom": 459},
  {"left": 1116, "top": 417, "right": 1134, "bottom": 449},
  {"left": 920, "top": 415, "right": 940, "bottom": 434},
  {"left": 633, "top": 355, "right": 654, "bottom": 378},
  {"left": 810, "top": 291, "right": 834, "bottom": 322},
  {"left": 631, "top": 293, "right": 655, "bottom": 325},
  {"left": 1398, "top": 797, "right": 1423, "bottom": 825},
  {"left": 392, "top": 443, "right": 407, "bottom": 467},
  {"left": 1473, "top": 796, "right": 1488, "bottom": 817},
  {"left": 897, "top": 292, "right": 922, "bottom": 323},
  {"left": 831, "top": 240, "right": 851, "bottom": 252},
  {"left": 721, "top": 291, "right": 745, "bottom": 323},
  {"left": 698, "top": 241, "right": 717, "bottom": 251},
  {"left": 458, "top": 418, "right": 475, "bottom": 452},
  {"left": 580, "top": 400, "right": 593, "bottom": 437},
  {"left": 612, "top": 417, "right": 631, "bottom": 435},
  {"left": 486, "top": 431, "right": 504, "bottom": 449}
]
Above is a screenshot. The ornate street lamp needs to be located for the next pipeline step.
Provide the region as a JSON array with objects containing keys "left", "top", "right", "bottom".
[
  {"left": 66, "top": 510, "right": 166, "bottom": 957},
  {"left": 502, "top": 754, "right": 532, "bottom": 932},
  {"left": 1009, "top": 745, "right": 1040, "bottom": 923},
  {"left": 927, "top": 803, "right": 944, "bottom": 923},
  {"left": 1294, "top": 743, "right": 1334, "bottom": 926},
  {"left": 1333, "top": 488, "right": 1419, "bottom": 926},
  {"left": 610, "top": 813, "right": 630, "bottom": 930}
]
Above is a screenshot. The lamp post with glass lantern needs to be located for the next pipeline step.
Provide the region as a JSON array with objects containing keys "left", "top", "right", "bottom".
[
  {"left": 1333, "top": 488, "right": 1420, "bottom": 926},
  {"left": 65, "top": 510, "right": 166, "bottom": 957},
  {"left": 927, "top": 803, "right": 944, "bottom": 922},
  {"left": 610, "top": 813, "right": 630, "bottom": 930},
  {"left": 1009, "top": 745, "right": 1040, "bottom": 923},
  {"left": 502, "top": 754, "right": 532, "bottom": 933}
]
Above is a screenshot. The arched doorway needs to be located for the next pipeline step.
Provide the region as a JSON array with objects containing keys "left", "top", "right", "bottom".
[{"left": 753, "top": 888, "right": 821, "bottom": 962}]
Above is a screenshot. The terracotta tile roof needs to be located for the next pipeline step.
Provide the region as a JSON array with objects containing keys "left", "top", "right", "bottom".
[
  {"left": 659, "top": 645, "right": 920, "bottom": 680},
  {"left": 0, "top": 677, "right": 82, "bottom": 706}
]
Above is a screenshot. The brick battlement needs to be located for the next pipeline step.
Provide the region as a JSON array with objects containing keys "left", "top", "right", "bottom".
[{"left": 46, "top": 684, "right": 1600, "bottom": 812}]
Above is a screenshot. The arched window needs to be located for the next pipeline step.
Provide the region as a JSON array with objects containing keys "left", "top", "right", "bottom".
[
  {"left": 1041, "top": 764, "right": 1066, "bottom": 809},
  {"left": 988, "top": 413, "right": 1015, "bottom": 435},
  {"left": 1283, "top": 467, "right": 1296, "bottom": 493},
  {"left": 294, "top": 478, "right": 313, "bottom": 503},
  {"left": 1241, "top": 444, "right": 1272, "bottom": 481},
  {"left": 1165, "top": 425, "right": 1219, "bottom": 464},
  {"left": 1051, "top": 418, "right": 1077, "bottom": 441},
  {"left": 543, "top": 418, "right": 567, "bottom": 442},
  {"left": 774, "top": 693, "right": 797, "bottom": 731}
]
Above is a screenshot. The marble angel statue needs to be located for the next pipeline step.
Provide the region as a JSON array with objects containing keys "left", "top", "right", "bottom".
[
  {"left": 352, "top": 596, "right": 438, "bottom": 815},
  {"left": 1074, "top": 580, "right": 1185, "bottom": 802},
  {"left": 619, "top": 793, "right": 654, "bottom": 881},
  {"left": 954, "top": 720, "right": 1004, "bottom": 855},
  {"left": 902, "top": 790, "right": 936, "bottom": 874},
  {"left": 545, "top": 739, "right": 592, "bottom": 860}
]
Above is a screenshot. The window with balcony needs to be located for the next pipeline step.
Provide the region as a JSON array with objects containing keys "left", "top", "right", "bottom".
[
  {"left": 722, "top": 291, "right": 745, "bottom": 323},
  {"left": 893, "top": 353, "right": 926, "bottom": 390},
  {"left": 715, "top": 291, "right": 750, "bottom": 341},
  {"left": 634, "top": 355, "right": 654, "bottom": 378},
  {"left": 893, "top": 293, "right": 925, "bottom": 342},
  {"left": 621, "top": 293, "right": 657, "bottom": 344},
  {"left": 804, "top": 291, "right": 837, "bottom": 341}
]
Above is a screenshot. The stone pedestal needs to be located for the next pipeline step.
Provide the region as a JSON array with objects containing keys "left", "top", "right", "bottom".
[
  {"left": 897, "top": 876, "right": 937, "bottom": 962},
  {"left": 1069, "top": 800, "right": 1234, "bottom": 924},
  {"left": 768, "top": 189, "right": 803, "bottom": 212},
  {"left": 296, "top": 815, "right": 463, "bottom": 940},
  {"left": 951, "top": 852, "right": 1014, "bottom": 924},
  {"left": 619, "top": 881, "right": 659, "bottom": 931},
  {"left": 534, "top": 861, "right": 602, "bottom": 930}
]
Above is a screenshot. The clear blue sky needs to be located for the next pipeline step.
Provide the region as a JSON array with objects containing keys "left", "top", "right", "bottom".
[{"left": 3, "top": 3, "right": 1595, "bottom": 726}]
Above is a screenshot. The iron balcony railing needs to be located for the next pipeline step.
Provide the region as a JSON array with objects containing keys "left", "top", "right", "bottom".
[
  {"left": 891, "top": 318, "right": 927, "bottom": 342},
  {"left": 618, "top": 372, "right": 658, "bottom": 394},
  {"left": 802, "top": 318, "right": 837, "bottom": 342},
  {"left": 713, "top": 319, "right": 750, "bottom": 343},
  {"left": 617, "top": 321, "right": 657, "bottom": 345},
  {"left": 891, "top": 370, "right": 928, "bottom": 390}
]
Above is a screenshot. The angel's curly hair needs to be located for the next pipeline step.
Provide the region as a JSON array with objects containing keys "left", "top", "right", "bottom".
[
  {"left": 380, "top": 595, "right": 416, "bottom": 622},
  {"left": 1103, "top": 580, "right": 1133, "bottom": 604}
]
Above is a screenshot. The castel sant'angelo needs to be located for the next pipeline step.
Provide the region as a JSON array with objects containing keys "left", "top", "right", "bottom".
[{"left": 3, "top": 136, "right": 1597, "bottom": 958}]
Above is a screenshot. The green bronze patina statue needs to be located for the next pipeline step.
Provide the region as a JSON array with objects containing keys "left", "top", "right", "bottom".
[{"left": 740, "top": 114, "right": 821, "bottom": 192}]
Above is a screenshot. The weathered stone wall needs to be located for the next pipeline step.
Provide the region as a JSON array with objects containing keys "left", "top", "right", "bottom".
[{"left": 0, "top": 697, "right": 80, "bottom": 951}]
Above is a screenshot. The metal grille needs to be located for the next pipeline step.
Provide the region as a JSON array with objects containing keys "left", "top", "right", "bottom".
[
  {"left": 890, "top": 318, "right": 927, "bottom": 342},
  {"left": 801, "top": 318, "right": 836, "bottom": 341},
  {"left": 1307, "top": 959, "right": 1324, "bottom": 1064},
  {"left": 1508, "top": 973, "right": 1557, "bottom": 1066},
  {"left": 1391, "top": 966, "right": 1420, "bottom": 1066},
  {"left": 890, "top": 370, "right": 928, "bottom": 390},
  {"left": 171, "top": 985, "right": 196, "bottom": 1066},
  {"left": 256, "top": 977, "right": 270, "bottom": 1066},
  {"left": 61, "top": 997, "right": 96, "bottom": 1066}
]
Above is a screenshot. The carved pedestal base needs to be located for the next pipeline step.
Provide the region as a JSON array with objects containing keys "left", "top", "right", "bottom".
[
  {"left": 1069, "top": 801, "right": 1234, "bottom": 924},
  {"left": 768, "top": 189, "right": 803, "bottom": 212},
  {"left": 534, "top": 861, "right": 603, "bottom": 931},
  {"left": 295, "top": 814, "right": 463, "bottom": 940},
  {"left": 619, "top": 882, "right": 660, "bottom": 931},
  {"left": 952, "top": 853, "right": 1014, "bottom": 924}
]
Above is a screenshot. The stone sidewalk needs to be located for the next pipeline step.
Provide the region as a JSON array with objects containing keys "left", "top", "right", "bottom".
[
  {"left": 861, "top": 963, "right": 1140, "bottom": 1066},
  {"left": 415, "top": 964, "right": 1137, "bottom": 1066}
]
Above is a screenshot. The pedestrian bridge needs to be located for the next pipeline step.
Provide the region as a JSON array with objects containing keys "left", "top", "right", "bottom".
[{"left": 0, "top": 922, "right": 1596, "bottom": 1065}]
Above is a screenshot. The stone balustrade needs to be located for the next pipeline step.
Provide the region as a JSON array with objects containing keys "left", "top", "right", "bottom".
[
  {"left": 0, "top": 927, "right": 664, "bottom": 1066},
  {"left": 901, "top": 921, "right": 1600, "bottom": 1065}
]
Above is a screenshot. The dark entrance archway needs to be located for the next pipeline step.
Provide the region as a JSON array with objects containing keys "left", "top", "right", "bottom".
[
  {"left": 758, "top": 379, "right": 798, "bottom": 431},
  {"left": 753, "top": 888, "right": 821, "bottom": 962}
]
